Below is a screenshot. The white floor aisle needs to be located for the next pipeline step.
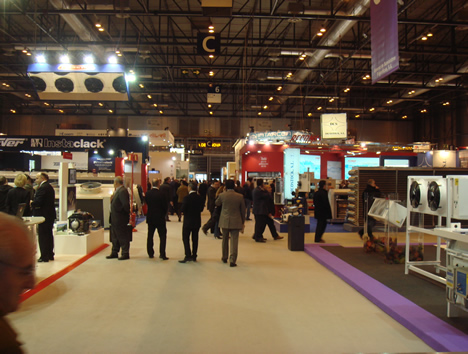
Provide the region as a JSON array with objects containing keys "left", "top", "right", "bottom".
[{"left": 9, "top": 211, "right": 434, "bottom": 353}]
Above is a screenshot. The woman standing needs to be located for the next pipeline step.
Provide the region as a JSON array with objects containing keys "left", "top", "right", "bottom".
[{"left": 5, "top": 174, "right": 31, "bottom": 216}]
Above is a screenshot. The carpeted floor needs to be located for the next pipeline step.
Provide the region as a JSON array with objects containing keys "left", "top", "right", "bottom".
[{"left": 322, "top": 244, "right": 468, "bottom": 334}]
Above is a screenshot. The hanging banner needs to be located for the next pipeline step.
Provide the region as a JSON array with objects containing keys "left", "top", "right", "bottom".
[
  {"left": 283, "top": 148, "right": 301, "bottom": 199},
  {"left": 371, "top": 0, "right": 399, "bottom": 84}
]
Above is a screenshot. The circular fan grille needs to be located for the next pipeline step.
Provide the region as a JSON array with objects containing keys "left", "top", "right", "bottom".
[
  {"left": 55, "top": 78, "right": 74, "bottom": 93},
  {"left": 30, "top": 76, "right": 46, "bottom": 92},
  {"left": 85, "top": 78, "right": 104, "bottom": 93},
  {"left": 112, "top": 76, "right": 127, "bottom": 93},
  {"left": 409, "top": 181, "right": 421, "bottom": 208},
  {"left": 427, "top": 181, "right": 441, "bottom": 211}
]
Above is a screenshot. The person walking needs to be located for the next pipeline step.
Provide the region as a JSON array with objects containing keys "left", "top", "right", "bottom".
[
  {"left": 202, "top": 180, "right": 220, "bottom": 235},
  {"left": 31, "top": 172, "right": 56, "bottom": 262},
  {"left": 252, "top": 178, "right": 276, "bottom": 242},
  {"left": 106, "top": 176, "right": 131, "bottom": 260},
  {"left": 145, "top": 179, "right": 169, "bottom": 260},
  {"left": 358, "top": 179, "right": 383, "bottom": 241},
  {"left": 313, "top": 180, "right": 332, "bottom": 243},
  {"left": 242, "top": 177, "right": 253, "bottom": 221},
  {"left": 176, "top": 180, "right": 189, "bottom": 222},
  {"left": 216, "top": 179, "right": 245, "bottom": 267},
  {"left": 179, "top": 182, "right": 204, "bottom": 263},
  {"left": 263, "top": 183, "right": 283, "bottom": 240}
]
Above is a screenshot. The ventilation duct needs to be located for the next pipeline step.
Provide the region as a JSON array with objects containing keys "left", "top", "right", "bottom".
[{"left": 27, "top": 64, "right": 129, "bottom": 101}]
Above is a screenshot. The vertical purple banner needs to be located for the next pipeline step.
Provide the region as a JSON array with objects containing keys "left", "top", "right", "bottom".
[{"left": 371, "top": 0, "right": 399, "bottom": 84}]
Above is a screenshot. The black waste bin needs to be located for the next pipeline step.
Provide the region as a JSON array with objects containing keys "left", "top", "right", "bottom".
[{"left": 288, "top": 215, "right": 305, "bottom": 251}]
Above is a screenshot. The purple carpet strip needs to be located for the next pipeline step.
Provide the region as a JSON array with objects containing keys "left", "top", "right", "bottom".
[{"left": 304, "top": 244, "right": 468, "bottom": 352}]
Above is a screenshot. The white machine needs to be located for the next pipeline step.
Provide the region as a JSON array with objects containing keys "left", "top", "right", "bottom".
[
  {"left": 406, "top": 175, "right": 468, "bottom": 317},
  {"left": 407, "top": 176, "right": 447, "bottom": 217}
]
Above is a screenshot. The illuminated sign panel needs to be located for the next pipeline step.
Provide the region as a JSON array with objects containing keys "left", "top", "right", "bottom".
[
  {"left": 283, "top": 148, "right": 300, "bottom": 199},
  {"left": 198, "top": 141, "right": 221, "bottom": 148},
  {"left": 321, "top": 113, "right": 347, "bottom": 139}
]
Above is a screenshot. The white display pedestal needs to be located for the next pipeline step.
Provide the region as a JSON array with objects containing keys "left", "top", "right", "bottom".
[{"left": 54, "top": 228, "right": 105, "bottom": 255}]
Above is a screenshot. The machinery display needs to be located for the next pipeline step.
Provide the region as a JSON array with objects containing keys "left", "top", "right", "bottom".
[{"left": 406, "top": 175, "right": 468, "bottom": 317}]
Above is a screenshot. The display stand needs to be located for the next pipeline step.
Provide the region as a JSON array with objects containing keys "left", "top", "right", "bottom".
[
  {"left": 328, "top": 189, "right": 350, "bottom": 223},
  {"left": 54, "top": 228, "right": 105, "bottom": 255}
]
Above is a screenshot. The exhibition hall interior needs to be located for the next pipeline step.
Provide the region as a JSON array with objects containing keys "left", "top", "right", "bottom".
[{"left": 2, "top": 0, "right": 468, "bottom": 353}]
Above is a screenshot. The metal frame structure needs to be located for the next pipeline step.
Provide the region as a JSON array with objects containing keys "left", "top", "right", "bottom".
[{"left": 0, "top": 0, "right": 466, "bottom": 141}]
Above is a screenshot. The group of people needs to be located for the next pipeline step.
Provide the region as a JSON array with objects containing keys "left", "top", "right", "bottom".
[
  {"left": 107, "top": 176, "right": 288, "bottom": 267},
  {"left": 0, "top": 172, "right": 56, "bottom": 263}
]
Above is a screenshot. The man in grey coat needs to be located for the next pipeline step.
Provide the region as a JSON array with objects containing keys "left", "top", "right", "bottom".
[{"left": 216, "top": 179, "right": 246, "bottom": 267}]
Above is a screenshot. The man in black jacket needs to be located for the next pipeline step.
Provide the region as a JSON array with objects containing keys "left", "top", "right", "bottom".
[
  {"left": 145, "top": 179, "right": 169, "bottom": 260},
  {"left": 242, "top": 178, "right": 253, "bottom": 220},
  {"left": 313, "top": 180, "right": 332, "bottom": 243},
  {"left": 159, "top": 177, "right": 173, "bottom": 221},
  {"left": 252, "top": 178, "right": 279, "bottom": 242},
  {"left": 202, "top": 180, "right": 220, "bottom": 234},
  {"left": 106, "top": 176, "right": 131, "bottom": 260},
  {"left": 0, "top": 176, "right": 12, "bottom": 212},
  {"left": 179, "top": 182, "right": 204, "bottom": 263},
  {"left": 32, "top": 172, "right": 56, "bottom": 262}
]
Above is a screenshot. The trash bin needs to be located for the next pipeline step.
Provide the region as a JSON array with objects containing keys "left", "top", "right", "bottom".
[{"left": 288, "top": 215, "right": 305, "bottom": 251}]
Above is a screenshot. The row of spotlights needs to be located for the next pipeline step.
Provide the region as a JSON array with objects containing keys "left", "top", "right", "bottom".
[{"left": 34, "top": 53, "right": 120, "bottom": 65}]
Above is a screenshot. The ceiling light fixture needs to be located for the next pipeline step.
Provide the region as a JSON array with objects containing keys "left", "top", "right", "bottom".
[
  {"left": 277, "top": 86, "right": 282, "bottom": 91},
  {"left": 269, "top": 96, "right": 274, "bottom": 101}
]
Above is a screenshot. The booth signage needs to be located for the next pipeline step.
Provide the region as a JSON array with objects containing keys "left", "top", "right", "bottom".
[
  {"left": 62, "top": 152, "right": 73, "bottom": 160},
  {"left": 290, "top": 134, "right": 320, "bottom": 144},
  {"left": 320, "top": 113, "right": 347, "bottom": 139},
  {"left": 283, "top": 148, "right": 301, "bottom": 199},
  {"left": 0, "top": 136, "right": 148, "bottom": 154}
]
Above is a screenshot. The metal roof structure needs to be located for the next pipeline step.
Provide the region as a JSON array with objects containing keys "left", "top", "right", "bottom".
[{"left": 0, "top": 0, "right": 467, "bottom": 131}]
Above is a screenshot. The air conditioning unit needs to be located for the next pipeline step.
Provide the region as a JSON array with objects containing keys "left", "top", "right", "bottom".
[
  {"left": 407, "top": 176, "right": 448, "bottom": 216},
  {"left": 27, "top": 63, "right": 128, "bottom": 101}
]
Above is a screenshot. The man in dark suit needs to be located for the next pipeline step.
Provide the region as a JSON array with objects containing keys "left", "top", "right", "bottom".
[
  {"left": 179, "top": 182, "right": 204, "bottom": 263},
  {"left": 106, "top": 176, "right": 131, "bottom": 260},
  {"left": 252, "top": 178, "right": 272, "bottom": 243},
  {"left": 32, "top": 172, "right": 56, "bottom": 262},
  {"left": 145, "top": 179, "right": 169, "bottom": 260},
  {"left": 313, "top": 180, "right": 332, "bottom": 243}
]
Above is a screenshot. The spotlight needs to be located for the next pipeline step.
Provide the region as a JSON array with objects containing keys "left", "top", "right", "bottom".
[
  {"left": 108, "top": 55, "right": 118, "bottom": 64},
  {"left": 125, "top": 73, "right": 136, "bottom": 82},
  {"left": 209, "top": 54, "right": 214, "bottom": 58},
  {"left": 108, "top": 149, "right": 115, "bottom": 155},
  {"left": 59, "top": 54, "right": 70, "bottom": 64},
  {"left": 141, "top": 136, "right": 148, "bottom": 142},
  {"left": 84, "top": 55, "right": 94, "bottom": 64}
]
